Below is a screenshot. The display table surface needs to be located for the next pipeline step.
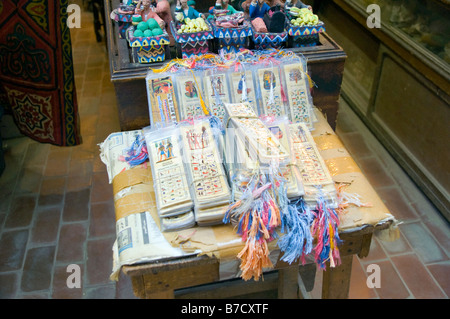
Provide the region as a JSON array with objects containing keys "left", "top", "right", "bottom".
[
  {"left": 106, "top": 109, "right": 397, "bottom": 299},
  {"left": 105, "top": 0, "right": 347, "bottom": 132}
]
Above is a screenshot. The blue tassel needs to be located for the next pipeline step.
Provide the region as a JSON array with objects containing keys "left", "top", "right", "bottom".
[
  {"left": 277, "top": 198, "right": 314, "bottom": 265},
  {"left": 124, "top": 134, "right": 148, "bottom": 167}
]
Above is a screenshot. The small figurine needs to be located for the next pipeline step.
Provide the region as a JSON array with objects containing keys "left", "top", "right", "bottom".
[
  {"left": 154, "top": 0, "right": 175, "bottom": 45},
  {"left": 135, "top": 0, "right": 165, "bottom": 28},
  {"left": 175, "top": 0, "right": 205, "bottom": 21},
  {"left": 216, "top": 0, "right": 240, "bottom": 15},
  {"left": 242, "top": 0, "right": 284, "bottom": 16},
  {"left": 207, "top": 6, "right": 215, "bottom": 20},
  {"left": 249, "top": 0, "right": 271, "bottom": 20}
]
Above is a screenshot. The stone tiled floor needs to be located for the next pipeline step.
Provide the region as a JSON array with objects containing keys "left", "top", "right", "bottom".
[{"left": 0, "top": 7, "right": 448, "bottom": 299}]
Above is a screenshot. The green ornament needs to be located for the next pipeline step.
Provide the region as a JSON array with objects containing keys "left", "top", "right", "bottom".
[
  {"left": 133, "top": 29, "right": 144, "bottom": 37},
  {"left": 137, "top": 21, "right": 148, "bottom": 31},
  {"left": 152, "top": 28, "right": 163, "bottom": 36},
  {"left": 144, "top": 29, "right": 153, "bottom": 37},
  {"left": 147, "top": 18, "right": 159, "bottom": 30}
]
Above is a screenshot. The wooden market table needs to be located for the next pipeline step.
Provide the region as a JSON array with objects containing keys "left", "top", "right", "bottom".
[
  {"left": 103, "top": 0, "right": 395, "bottom": 299},
  {"left": 121, "top": 225, "right": 388, "bottom": 299},
  {"left": 105, "top": 0, "right": 347, "bottom": 132},
  {"left": 105, "top": 109, "right": 397, "bottom": 299}
]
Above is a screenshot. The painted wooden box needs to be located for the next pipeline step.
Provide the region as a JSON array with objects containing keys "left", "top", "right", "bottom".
[{"left": 170, "top": 21, "right": 214, "bottom": 59}]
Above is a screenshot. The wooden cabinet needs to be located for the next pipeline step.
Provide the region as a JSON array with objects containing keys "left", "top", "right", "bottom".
[
  {"left": 318, "top": 0, "right": 450, "bottom": 219},
  {"left": 104, "top": 0, "right": 346, "bottom": 132}
]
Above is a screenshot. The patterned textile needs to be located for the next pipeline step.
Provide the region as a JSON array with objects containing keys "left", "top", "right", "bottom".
[{"left": 0, "top": 0, "right": 81, "bottom": 146}]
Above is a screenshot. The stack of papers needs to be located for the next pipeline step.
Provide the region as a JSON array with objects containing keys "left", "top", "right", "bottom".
[
  {"left": 179, "top": 119, "right": 231, "bottom": 226},
  {"left": 224, "top": 102, "right": 290, "bottom": 165},
  {"left": 144, "top": 126, "right": 195, "bottom": 231},
  {"left": 265, "top": 120, "right": 305, "bottom": 200},
  {"left": 288, "top": 123, "right": 338, "bottom": 208}
]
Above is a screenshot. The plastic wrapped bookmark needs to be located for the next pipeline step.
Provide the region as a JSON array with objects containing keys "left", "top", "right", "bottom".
[
  {"left": 256, "top": 66, "right": 286, "bottom": 117},
  {"left": 288, "top": 123, "right": 338, "bottom": 208},
  {"left": 175, "top": 70, "right": 210, "bottom": 120},
  {"left": 223, "top": 121, "right": 260, "bottom": 201},
  {"left": 179, "top": 119, "right": 231, "bottom": 226},
  {"left": 203, "top": 71, "right": 232, "bottom": 123},
  {"left": 264, "top": 118, "right": 305, "bottom": 199},
  {"left": 282, "top": 62, "right": 315, "bottom": 129},
  {"left": 224, "top": 102, "right": 290, "bottom": 165},
  {"left": 146, "top": 73, "right": 180, "bottom": 126},
  {"left": 228, "top": 68, "right": 259, "bottom": 115},
  {"left": 143, "top": 125, "right": 194, "bottom": 221}
]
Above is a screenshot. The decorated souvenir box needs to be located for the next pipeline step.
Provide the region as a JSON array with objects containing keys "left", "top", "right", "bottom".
[
  {"left": 210, "top": 19, "right": 252, "bottom": 54},
  {"left": 110, "top": 8, "right": 134, "bottom": 39},
  {"left": 287, "top": 22, "right": 326, "bottom": 47},
  {"left": 251, "top": 29, "right": 288, "bottom": 50},
  {"left": 127, "top": 28, "right": 170, "bottom": 63},
  {"left": 170, "top": 21, "right": 214, "bottom": 59}
]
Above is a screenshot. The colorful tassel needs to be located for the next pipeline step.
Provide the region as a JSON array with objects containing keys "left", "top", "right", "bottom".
[
  {"left": 223, "top": 169, "right": 283, "bottom": 281},
  {"left": 310, "top": 191, "right": 342, "bottom": 269},
  {"left": 119, "top": 134, "right": 148, "bottom": 167},
  {"left": 277, "top": 198, "right": 314, "bottom": 265}
]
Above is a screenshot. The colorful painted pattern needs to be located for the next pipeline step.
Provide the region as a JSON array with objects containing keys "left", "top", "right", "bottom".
[
  {"left": 210, "top": 20, "right": 253, "bottom": 39},
  {"left": 132, "top": 45, "right": 166, "bottom": 63},
  {"left": 251, "top": 29, "right": 288, "bottom": 50},
  {"left": 179, "top": 40, "right": 210, "bottom": 59},
  {"left": 211, "top": 20, "right": 252, "bottom": 54},
  {"left": 127, "top": 31, "right": 170, "bottom": 47},
  {"left": 170, "top": 21, "right": 214, "bottom": 44},
  {"left": 287, "top": 22, "right": 325, "bottom": 37},
  {"left": 0, "top": 0, "right": 81, "bottom": 146}
]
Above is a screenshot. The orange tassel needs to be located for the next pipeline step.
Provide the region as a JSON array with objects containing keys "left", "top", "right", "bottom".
[{"left": 237, "top": 237, "right": 273, "bottom": 281}]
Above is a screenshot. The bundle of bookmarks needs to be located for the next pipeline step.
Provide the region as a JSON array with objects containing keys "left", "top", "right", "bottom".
[
  {"left": 221, "top": 103, "right": 303, "bottom": 279},
  {"left": 99, "top": 129, "right": 190, "bottom": 275},
  {"left": 179, "top": 118, "right": 231, "bottom": 226},
  {"left": 143, "top": 125, "right": 196, "bottom": 231},
  {"left": 289, "top": 123, "right": 339, "bottom": 209},
  {"left": 136, "top": 49, "right": 348, "bottom": 279},
  {"left": 144, "top": 49, "right": 317, "bottom": 128}
]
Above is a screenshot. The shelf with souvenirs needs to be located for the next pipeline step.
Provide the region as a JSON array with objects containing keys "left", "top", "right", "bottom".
[
  {"left": 110, "top": 0, "right": 174, "bottom": 63},
  {"left": 208, "top": 2, "right": 253, "bottom": 54},
  {"left": 109, "top": 0, "right": 326, "bottom": 62},
  {"left": 105, "top": 0, "right": 346, "bottom": 135},
  {"left": 100, "top": 50, "right": 398, "bottom": 286}
]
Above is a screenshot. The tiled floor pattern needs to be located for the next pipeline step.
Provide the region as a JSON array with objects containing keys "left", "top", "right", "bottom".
[{"left": 0, "top": 7, "right": 448, "bottom": 299}]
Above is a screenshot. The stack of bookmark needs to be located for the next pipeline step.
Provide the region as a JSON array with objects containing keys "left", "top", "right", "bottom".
[
  {"left": 143, "top": 126, "right": 195, "bottom": 231},
  {"left": 224, "top": 102, "right": 290, "bottom": 166},
  {"left": 264, "top": 119, "right": 305, "bottom": 200},
  {"left": 288, "top": 123, "right": 338, "bottom": 208},
  {"left": 179, "top": 119, "right": 231, "bottom": 226},
  {"left": 225, "top": 118, "right": 304, "bottom": 201},
  {"left": 282, "top": 62, "right": 317, "bottom": 130}
]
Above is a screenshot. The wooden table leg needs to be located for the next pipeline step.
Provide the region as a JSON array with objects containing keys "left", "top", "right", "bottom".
[
  {"left": 321, "top": 255, "right": 353, "bottom": 299},
  {"left": 278, "top": 267, "right": 300, "bottom": 299}
]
